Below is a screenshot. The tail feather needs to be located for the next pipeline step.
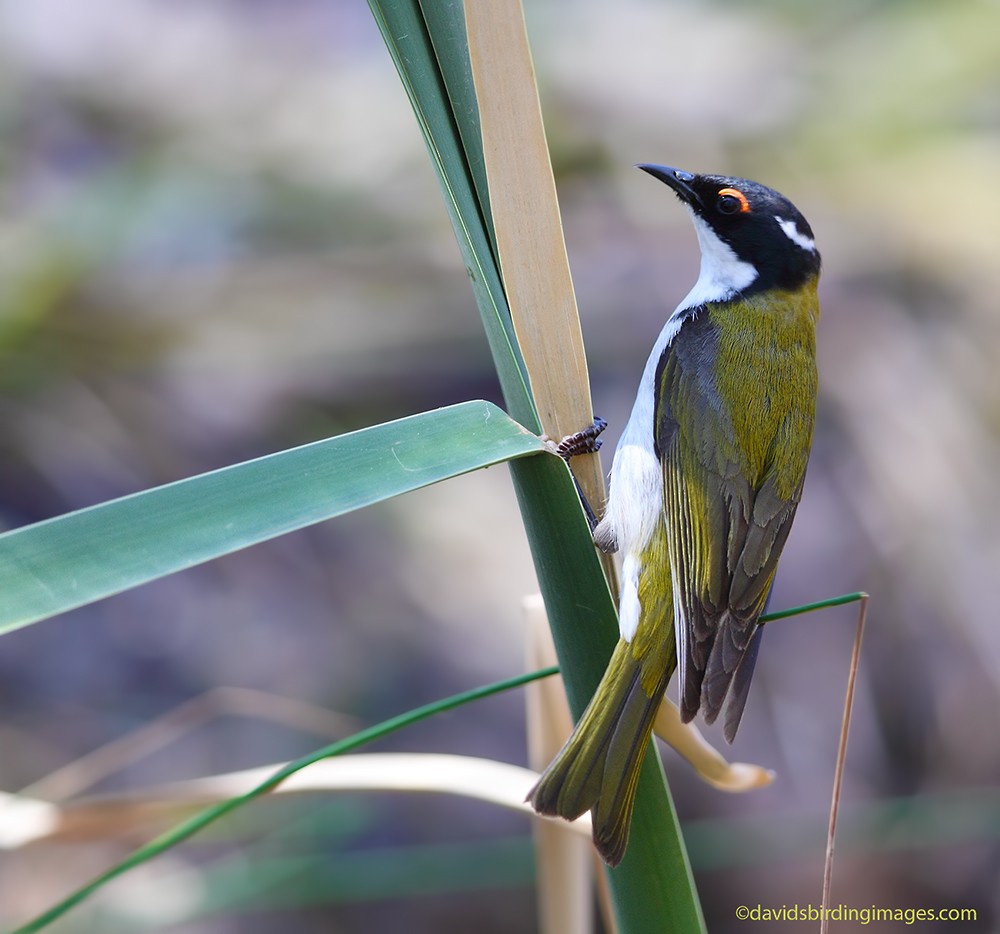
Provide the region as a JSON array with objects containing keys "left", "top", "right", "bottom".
[
  {"left": 528, "top": 639, "right": 671, "bottom": 866},
  {"left": 591, "top": 663, "right": 665, "bottom": 865},
  {"left": 701, "top": 611, "right": 756, "bottom": 722},
  {"left": 530, "top": 528, "right": 676, "bottom": 865},
  {"left": 721, "top": 624, "right": 764, "bottom": 741},
  {"left": 696, "top": 581, "right": 774, "bottom": 736}
]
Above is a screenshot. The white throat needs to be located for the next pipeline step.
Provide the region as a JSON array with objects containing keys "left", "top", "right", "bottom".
[{"left": 674, "top": 211, "right": 758, "bottom": 314}]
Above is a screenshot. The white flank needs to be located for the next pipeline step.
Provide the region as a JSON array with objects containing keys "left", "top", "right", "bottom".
[
  {"left": 600, "top": 210, "right": 758, "bottom": 643},
  {"left": 595, "top": 314, "right": 682, "bottom": 599},
  {"left": 618, "top": 551, "right": 642, "bottom": 641},
  {"left": 775, "top": 216, "right": 817, "bottom": 253}
]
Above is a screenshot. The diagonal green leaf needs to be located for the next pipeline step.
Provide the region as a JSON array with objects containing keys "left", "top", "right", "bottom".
[
  {"left": 418, "top": 0, "right": 498, "bottom": 265},
  {"left": 0, "top": 401, "right": 543, "bottom": 635}
]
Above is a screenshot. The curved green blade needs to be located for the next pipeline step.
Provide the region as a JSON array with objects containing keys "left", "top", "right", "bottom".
[{"left": 0, "top": 400, "right": 543, "bottom": 634}]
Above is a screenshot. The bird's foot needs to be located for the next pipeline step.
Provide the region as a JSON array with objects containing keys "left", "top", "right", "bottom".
[
  {"left": 541, "top": 418, "right": 607, "bottom": 533},
  {"left": 548, "top": 417, "right": 607, "bottom": 461}
]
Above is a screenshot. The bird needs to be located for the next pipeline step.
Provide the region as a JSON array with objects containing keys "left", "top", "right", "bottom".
[{"left": 528, "top": 164, "right": 821, "bottom": 866}]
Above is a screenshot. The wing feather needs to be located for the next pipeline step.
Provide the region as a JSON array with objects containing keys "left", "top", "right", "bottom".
[{"left": 654, "top": 305, "right": 814, "bottom": 737}]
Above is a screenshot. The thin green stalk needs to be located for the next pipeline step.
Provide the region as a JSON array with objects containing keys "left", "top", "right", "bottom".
[{"left": 761, "top": 591, "right": 868, "bottom": 624}]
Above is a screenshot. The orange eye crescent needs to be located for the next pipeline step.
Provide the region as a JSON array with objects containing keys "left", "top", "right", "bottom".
[{"left": 718, "top": 187, "right": 751, "bottom": 213}]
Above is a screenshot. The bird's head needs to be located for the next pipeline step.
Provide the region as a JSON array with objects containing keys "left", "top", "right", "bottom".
[{"left": 638, "top": 164, "right": 820, "bottom": 300}]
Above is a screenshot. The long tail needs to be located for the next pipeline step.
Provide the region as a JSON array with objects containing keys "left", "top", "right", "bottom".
[{"left": 527, "top": 637, "right": 673, "bottom": 866}]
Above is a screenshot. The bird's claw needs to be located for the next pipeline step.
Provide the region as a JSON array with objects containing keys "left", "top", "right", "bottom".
[{"left": 552, "top": 417, "right": 608, "bottom": 461}]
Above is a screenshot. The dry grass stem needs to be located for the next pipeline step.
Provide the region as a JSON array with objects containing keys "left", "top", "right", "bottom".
[
  {"left": 524, "top": 596, "right": 597, "bottom": 934},
  {"left": 820, "top": 594, "right": 869, "bottom": 934},
  {"left": 464, "top": 3, "right": 617, "bottom": 589},
  {"left": 19, "top": 687, "right": 358, "bottom": 803}
]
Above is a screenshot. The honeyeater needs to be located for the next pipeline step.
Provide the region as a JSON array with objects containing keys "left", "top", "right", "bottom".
[{"left": 529, "top": 165, "right": 821, "bottom": 866}]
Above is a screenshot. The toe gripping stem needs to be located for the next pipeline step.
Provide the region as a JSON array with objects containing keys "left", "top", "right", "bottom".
[
  {"left": 554, "top": 416, "right": 607, "bottom": 460},
  {"left": 553, "top": 417, "right": 607, "bottom": 532}
]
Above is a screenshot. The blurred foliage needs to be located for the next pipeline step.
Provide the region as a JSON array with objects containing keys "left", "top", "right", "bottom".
[{"left": 1, "top": 0, "right": 999, "bottom": 931}]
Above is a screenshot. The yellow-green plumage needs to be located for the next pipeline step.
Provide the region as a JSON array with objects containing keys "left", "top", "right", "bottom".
[
  {"left": 708, "top": 283, "right": 819, "bottom": 497},
  {"left": 660, "top": 282, "right": 818, "bottom": 729},
  {"left": 529, "top": 165, "right": 822, "bottom": 866}
]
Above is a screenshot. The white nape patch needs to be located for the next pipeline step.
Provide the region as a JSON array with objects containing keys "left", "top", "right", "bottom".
[
  {"left": 775, "top": 216, "right": 817, "bottom": 253},
  {"left": 619, "top": 551, "right": 642, "bottom": 642},
  {"left": 678, "top": 211, "right": 758, "bottom": 309}
]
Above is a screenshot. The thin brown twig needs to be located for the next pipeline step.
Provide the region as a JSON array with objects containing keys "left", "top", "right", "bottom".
[
  {"left": 19, "top": 687, "right": 358, "bottom": 803},
  {"left": 820, "top": 593, "right": 869, "bottom": 934}
]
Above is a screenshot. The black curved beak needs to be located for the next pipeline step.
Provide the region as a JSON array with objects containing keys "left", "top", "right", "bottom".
[{"left": 636, "top": 164, "right": 700, "bottom": 208}]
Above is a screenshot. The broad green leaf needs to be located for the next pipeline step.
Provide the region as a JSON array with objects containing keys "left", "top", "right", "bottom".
[{"left": 0, "top": 401, "right": 543, "bottom": 635}]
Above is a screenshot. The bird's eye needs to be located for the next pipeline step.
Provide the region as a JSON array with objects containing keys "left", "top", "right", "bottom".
[
  {"left": 717, "top": 195, "right": 740, "bottom": 214},
  {"left": 716, "top": 187, "right": 750, "bottom": 215}
]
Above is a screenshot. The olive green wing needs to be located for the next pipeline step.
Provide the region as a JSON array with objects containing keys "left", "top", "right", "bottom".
[{"left": 654, "top": 315, "right": 807, "bottom": 741}]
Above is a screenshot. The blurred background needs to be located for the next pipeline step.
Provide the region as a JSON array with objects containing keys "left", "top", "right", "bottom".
[{"left": 1, "top": 0, "right": 999, "bottom": 930}]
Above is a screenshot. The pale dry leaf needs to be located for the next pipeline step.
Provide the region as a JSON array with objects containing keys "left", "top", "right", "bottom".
[
  {"left": 654, "top": 699, "right": 776, "bottom": 792},
  {"left": 0, "top": 754, "right": 592, "bottom": 849}
]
